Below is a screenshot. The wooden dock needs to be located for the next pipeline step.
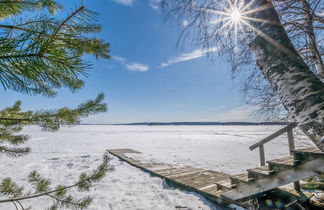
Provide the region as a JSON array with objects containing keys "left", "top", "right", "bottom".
[
  {"left": 108, "top": 147, "right": 322, "bottom": 208},
  {"left": 108, "top": 124, "right": 324, "bottom": 208},
  {"left": 107, "top": 149, "right": 235, "bottom": 205}
]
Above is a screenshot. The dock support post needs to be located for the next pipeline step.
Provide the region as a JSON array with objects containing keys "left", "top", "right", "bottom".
[
  {"left": 287, "top": 129, "right": 295, "bottom": 155},
  {"left": 293, "top": 181, "right": 301, "bottom": 191},
  {"left": 259, "top": 145, "right": 266, "bottom": 166}
]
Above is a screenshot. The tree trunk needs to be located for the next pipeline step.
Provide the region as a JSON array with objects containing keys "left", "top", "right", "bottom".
[
  {"left": 244, "top": 0, "right": 324, "bottom": 150},
  {"left": 300, "top": 0, "right": 324, "bottom": 78}
]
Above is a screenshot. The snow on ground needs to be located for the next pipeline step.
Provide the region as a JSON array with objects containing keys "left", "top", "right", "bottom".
[{"left": 0, "top": 125, "right": 312, "bottom": 210}]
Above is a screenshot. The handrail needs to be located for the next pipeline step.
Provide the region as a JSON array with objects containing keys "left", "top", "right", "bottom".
[
  {"left": 249, "top": 122, "right": 297, "bottom": 150},
  {"left": 249, "top": 122, "right": 298, "bottom": 166}
]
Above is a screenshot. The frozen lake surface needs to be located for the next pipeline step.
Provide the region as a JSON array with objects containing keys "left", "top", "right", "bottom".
[{"left": 0, "top": 125, "right": 312, "bottom": 209}]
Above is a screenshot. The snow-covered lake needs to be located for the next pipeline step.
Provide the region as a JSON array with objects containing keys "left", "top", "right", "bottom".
[{"left": 0, "top": 125, "right": 312, "bottom": 210}]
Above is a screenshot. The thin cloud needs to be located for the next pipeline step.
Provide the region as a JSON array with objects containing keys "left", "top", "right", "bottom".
[
  {"left": 149, "top": 0, "right": 161, "bottom": 10},
  {"left": 112, "top": 56, "right": 150, "bottom": 72},
  {"left": 112, "top": 56, "right": 127, "bottom": 62},
  {"left": 112, "top": 0, "right": 134, "bottom": 6},
  {"left": 182, "top": 20, "right": 189, "bottom": 27},
  {"left": 111, "top": 0, "right": 162, "bottom": 10},
  {"left": 125, "top": 63, "right": 149, "bottom": 72},
  {"left": 160, "top": 47, "right": 219, "bottom": 67}
]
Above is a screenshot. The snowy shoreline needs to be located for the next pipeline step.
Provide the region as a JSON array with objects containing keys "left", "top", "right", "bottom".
[{"left": 0, "top": 125, "right": 311, "bottom": 209}]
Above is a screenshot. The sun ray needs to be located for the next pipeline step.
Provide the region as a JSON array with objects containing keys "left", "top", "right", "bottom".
[
  {"left": 240, "top": 0, "right": 258, "bottom": 13},
  {"left": 210, "top": 16, "right": 230, "bottom": 25},
  {"left": 201, "top": 0, "right": 288, "bottom": 57},
  {"left": 241, "top": 4, "right": 272, "bottom": 16},
  {"left": 218, "top": 19, "right": 235, "bottom": 34},
  {"left": 240, "top": 19, "right": 299, "bottom": 59},
  {"left": 234, "top": 21, "right": 239, "bottom": 53},
  {"left": 202, "top": 7, "right": 229, "bottom": 16},
  {"left": 241, "top": 16, "right": 280, "bottom": 25}
]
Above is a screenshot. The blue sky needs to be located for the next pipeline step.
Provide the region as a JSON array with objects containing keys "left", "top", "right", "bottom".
[{"left": 0, "top": 0, "right": 257, "bottom": 123}]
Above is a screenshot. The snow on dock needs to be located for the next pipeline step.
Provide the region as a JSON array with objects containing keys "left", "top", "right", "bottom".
[
  {"left": 108, "top": 146, "right": 323, "bottom": 209},
  {"left": 108, "top": 149, "right": 240, "bottom": 207}
]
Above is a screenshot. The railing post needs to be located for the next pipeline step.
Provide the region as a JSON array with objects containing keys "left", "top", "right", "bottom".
[
  {"left": 259, "top": 145, "right": 266, "bottom": 166},
  {"left": 294, "top": 181, "right": 301, "bottom": 191},
  {"left": 287, "top": 129, "right": 295, "bottom": 155}
]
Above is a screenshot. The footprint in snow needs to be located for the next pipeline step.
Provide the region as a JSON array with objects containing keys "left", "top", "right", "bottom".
[
  {"left": 80, "top": 155, "right": 91, "bottom": 158},
  {"left": 66, "top": 163, "right": 74, "bottom": 168}
]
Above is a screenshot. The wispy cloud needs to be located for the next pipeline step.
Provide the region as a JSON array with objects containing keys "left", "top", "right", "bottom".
[
  {"left": 111, "top": 0, "right": 163, "bottom": 10},
  {"left": 112, "top": 56, "right": 127, "bottom": 62},
  {"left": 125, "top": 63, "right": 149, "bottom": 72},
  {"left": 182, "top": 20, "right": 189, "bottom": 27},
  {"left": 112, "top": 56, "right": 150, "bottom": 72},
  {"left": 112, "top": 0, "right": 134, "bottom": 6},
  {"left": 160, "top": 47, "right": 219, "bottom": 67},
  {"left": 149, "top": 0, "right": 161, "bottom": 10}
]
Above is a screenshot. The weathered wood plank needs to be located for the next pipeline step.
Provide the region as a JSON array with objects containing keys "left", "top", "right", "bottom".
[
  {"left": 230, "top": 173, "right": 250, "bottom": 184},
  {"left": 146, "top": 165, "right": 173, "bottom": 171},
  {"left": 293, "top": 146, "right": 323, "bottom": 154},
  {"left": 216, "top": 178, "right": 235, "bottom": 190},
  {"left": 249, "top": 123, "right": 297, "bottom": 150},
  {"left": 293, "top": 146, "right": 324, "bottom": 164},
  {"left": 109, "top": 149, "right": 142, "bottom": 154},
  {"left": 108, "top": 148, "right": 322, "bottom": 208},
  {"left": 222, "top": 158, "right": 324, "bottom": 201},
  {"left": 248, "top": 165, "right": 273, "bottom": 177},
  {"left": 174, "top": 171, "right": 210, "bottom": 183},
  {"left": 158, "top": 168, "right": 186, "bottom": 175},
  {"left": 287, "top": 129, "right": 295, "bottom": 154},
  {"left": 267, "top": 156, "right": 294, "bottom": 167},
  {"left": 293, "top": 181, "right": 301, "bottom": 191},
  {"left": 167, "top": 169, "right": 208, "bottom": 179},
  {"left": 107, "top": 148, "right": 233, "bottom": 206},
  {"left": 259, "top": 145, "right": 266, "bottom": 166}
]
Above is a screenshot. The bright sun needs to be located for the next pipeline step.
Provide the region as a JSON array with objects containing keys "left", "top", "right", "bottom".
[{"left": 230, "top": 8, "right": 242, "bottom": 22}]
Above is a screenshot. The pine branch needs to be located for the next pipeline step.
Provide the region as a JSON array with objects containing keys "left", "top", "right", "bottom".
[
  {"left": 47, "top": 194, "right": 92, "bottom": 209},
  {"left": 0, "top": 0, "right": 62, "bottom": 19},
  {"left": 0, "top": 153, "right": 112, "bottom": 210},
  {"left": 40, "top": 6, "right": 86, "bottom": 53},
  {"left": 0, "top": 146, "right": 30, "bottom": 157},
  {"left": 0, "top": 93, "right": 107, "bottom": 130},
  {"left": 0, "top": 94, "right": 106, "bottom": 156},
  {"left": 0, "top": 126, "right": 29, "bottom": 145},
  {"left": 0, "top": 5, "right": 109, "bottom": 96}
]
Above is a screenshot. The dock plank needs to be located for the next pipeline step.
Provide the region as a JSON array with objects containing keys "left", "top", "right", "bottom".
[
  {"left": 108, "top": 149, "right": 232, "bottom": 205},
  {"left": 108, "top": 148, "right": 321, "bottom": 207},
  {"left": 267, "top": 156, "right": 294, "bottom": 166}
]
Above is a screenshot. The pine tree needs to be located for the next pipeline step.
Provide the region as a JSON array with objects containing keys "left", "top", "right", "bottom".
[{"left": 0, "top": 1, "right": 111, "bottom": 209}]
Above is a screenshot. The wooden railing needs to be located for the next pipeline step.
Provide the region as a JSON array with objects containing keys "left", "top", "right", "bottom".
[{"left": 249, "top": 122, "right": 298, "bottom": 166}]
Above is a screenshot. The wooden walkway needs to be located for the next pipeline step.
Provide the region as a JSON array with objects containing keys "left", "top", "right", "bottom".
[
  {"left": 108, "top": 125, "right": 324, "bottom": 208},
  {"left": 107, "top": 149, "right": 235, "bottom": 205},
  {"left": 108, "top": 148, "right": 322, "bottom": 208}
]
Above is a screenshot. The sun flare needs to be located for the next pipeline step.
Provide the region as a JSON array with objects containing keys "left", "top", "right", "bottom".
[
  {"left": 206, "top": 0, "right": 280, "bottom": 55},
  {"left": 230, "top": 8, "right": 242, "bottom": 22}
]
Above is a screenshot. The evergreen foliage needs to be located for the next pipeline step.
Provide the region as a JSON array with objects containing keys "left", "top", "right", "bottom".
[
  {"left": 0, "top": 0, "right": 109, "bottom": 96},
  {"left": 0, "top": 93, "right": 107, "bottom": 157},
  {"left": 0, "top": 0, "right": 111, "bottom": 209},
  {"left": 0, "top": 153, "right": 112, "bottom": 209}
]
